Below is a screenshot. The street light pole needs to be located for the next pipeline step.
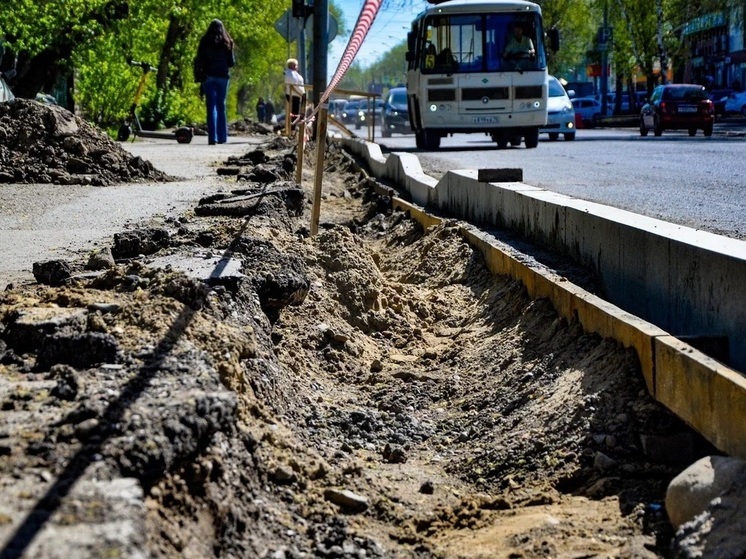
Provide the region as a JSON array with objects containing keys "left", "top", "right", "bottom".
[{"left": 601, "top": 1, "right": 609, "bottom": 116}]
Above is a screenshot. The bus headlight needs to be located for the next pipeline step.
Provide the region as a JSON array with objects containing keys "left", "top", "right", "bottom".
[
  {"left": 533, "top": 101, "right": 541, "bottom": 108},
  {"left": 429, "top": 104, "right": 437, "bottom": 112}
]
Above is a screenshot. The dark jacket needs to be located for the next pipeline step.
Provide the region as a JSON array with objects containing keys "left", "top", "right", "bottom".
[{"left": 196, "top": 41, "right": 234, "bottom": 79}]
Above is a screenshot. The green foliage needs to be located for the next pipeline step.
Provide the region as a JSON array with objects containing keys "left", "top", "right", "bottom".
[
  {"left": 537, "top": 0, "right": 596, "bottom": 78},
  {"left": 73, "top": 38, "right": 139, "bottom": 126},
  {"left": 337, "top": 42, "right": 408, "bottom": 93},
  {"left": 0, "top": 0, "right": 110, "bottom": 55},
  {"left": 0, "top": 0, "right": 295, "bottom": 130}
]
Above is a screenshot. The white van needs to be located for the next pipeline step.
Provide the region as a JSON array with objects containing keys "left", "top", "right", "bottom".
[{"left": 540, "top": 76, "right": 575, "bottom": 141}]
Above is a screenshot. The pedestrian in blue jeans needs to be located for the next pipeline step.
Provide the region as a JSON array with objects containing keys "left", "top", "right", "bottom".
[{"left": 194, "top": 19, "right": 235, "bottom": 144}]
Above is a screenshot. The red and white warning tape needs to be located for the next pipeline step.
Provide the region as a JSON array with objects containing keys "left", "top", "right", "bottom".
[{"left": 305, "top": 0, "right": 383, "bottom": 120}]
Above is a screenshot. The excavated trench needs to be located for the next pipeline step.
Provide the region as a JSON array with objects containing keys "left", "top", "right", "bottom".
[{"left": 0, "top": 131, "right": 713, "bottom": 558}]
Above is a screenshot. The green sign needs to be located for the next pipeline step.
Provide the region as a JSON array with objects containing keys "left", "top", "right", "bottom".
[{"left": 682, "top": 12, "right": 726, "bottom": 36}]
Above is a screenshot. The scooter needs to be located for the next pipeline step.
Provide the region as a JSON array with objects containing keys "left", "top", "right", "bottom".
[{"left": 117, "top": 59, "right": 193, "bottom": 143}]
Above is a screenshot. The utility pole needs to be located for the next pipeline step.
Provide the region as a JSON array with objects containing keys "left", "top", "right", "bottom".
[{"left": 312, "top": 0, "right": 329, "bottom": 138}]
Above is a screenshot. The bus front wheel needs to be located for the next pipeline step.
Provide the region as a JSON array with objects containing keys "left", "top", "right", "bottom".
[
  {"left": 524, "top": 128, "right": 539, "bottom": 149},
  {"left": 422, "top": 129, "right": 440, "bottom": 150}
]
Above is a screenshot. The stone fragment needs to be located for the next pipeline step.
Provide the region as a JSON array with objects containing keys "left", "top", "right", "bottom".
[
  {"left": 666, "top": 455, "right": 746, "bottom": 528},
  {"left": 419, "top": 480, "right": 435, "bottom": 495},
  {"left": 86, "top": 247, "right": 116, "bottom": 270},
  {"left": 593, "top": 451, "right": 617, "bottom": 471},
  {"left": 323, "top": 488, "right": 369, "bottom": 513},
  {"left": 32, "top": 260, "right": 73, "bottom": 286},
  {"left": 383, "top": 443, "right": 407, "bottom": 464},
  {"left": 3, "top": 307, "right": 88, "bottom": 353}
]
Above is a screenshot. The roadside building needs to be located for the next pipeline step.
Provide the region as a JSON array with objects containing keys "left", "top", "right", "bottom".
[{"left": 681, "top": 10, "right": 745, "bottom": 90}]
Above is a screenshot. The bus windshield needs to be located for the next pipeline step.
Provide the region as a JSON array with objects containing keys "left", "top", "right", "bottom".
[{"left": 420, "top": 12, "right": 545, "bottom": 73}]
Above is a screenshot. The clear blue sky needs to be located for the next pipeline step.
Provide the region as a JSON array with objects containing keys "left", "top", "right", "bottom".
[{"left": 328, "top": 0, "right": 430, "bottom": 69}]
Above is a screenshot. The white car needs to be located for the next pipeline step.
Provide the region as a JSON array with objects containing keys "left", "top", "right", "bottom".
[
  {"left": 724, "top": 91, "right": 746, "bottom": 115},
  {"left": 0, "top": 76, "right": 13, "bottom": 102},
  {"left": 540, "top": 76, "right": 575, "bottom": 141},
  {"left": 571, "top": 97, "right": 604, "bottom": 127}
]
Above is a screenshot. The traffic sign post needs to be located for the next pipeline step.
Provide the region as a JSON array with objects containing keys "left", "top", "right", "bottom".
[
  {"left": 274, "top": 9, "right": 300, "bottom": 43},
  {"left": 273, "top": 9, "right": 338, "bottom": 44},
  {"left": 598, "top": 26, "right": 613, "bottom": 46}
]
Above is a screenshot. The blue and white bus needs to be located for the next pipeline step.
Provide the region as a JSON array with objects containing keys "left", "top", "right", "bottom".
[{"left": 406, "top": 0, "right": 558, "bottom": 149}]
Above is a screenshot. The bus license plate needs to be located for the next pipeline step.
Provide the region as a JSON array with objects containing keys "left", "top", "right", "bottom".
[{"left": 472, "top": 116, "right": 498, "bottom": 124}]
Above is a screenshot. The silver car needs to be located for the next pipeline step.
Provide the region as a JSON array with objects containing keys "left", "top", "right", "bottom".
[{"left": 540, "top": 76, "right": 575, "bottom": 141}]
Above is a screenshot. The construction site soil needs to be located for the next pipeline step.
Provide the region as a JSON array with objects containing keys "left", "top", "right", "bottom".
[{"left": 0, "top": 100, "right": 719, "bottom": 558}]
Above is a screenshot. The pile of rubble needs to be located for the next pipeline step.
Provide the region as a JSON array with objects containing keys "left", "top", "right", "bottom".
[{"left": 0, "top": 99, "right": 171, "bottom": 186}]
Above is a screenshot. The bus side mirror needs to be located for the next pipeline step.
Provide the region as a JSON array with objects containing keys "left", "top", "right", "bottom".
[
  {"left": 405, "top": 51, "right": 413, "bottom": 62},
  {"left": 547, "top": 28, "right": 560, "bottom": 52},
  {"left": 407, "top": 31, "right": 415, "bottom": 53}
]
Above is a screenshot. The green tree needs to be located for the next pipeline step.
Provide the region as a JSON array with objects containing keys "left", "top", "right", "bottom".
[
  {"left": 0, "top": 0, "right": 130, "bottom": 103},
  {"left": 0, "top": 0, "right": 308, "bottom": 129},
  {"left": 538, "top": 0, "right": 596, "bottom": 78}
]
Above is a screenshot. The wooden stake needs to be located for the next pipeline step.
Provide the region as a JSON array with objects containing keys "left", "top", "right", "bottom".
[
  {"left": 295, "top": 96, "right": 307, "bottom": 185},
  {"left": 285, "top": 97, "right": 291, "bottom": 137},
  {"left": 310, "top": 105, "right": 329, "bottom": 236}
]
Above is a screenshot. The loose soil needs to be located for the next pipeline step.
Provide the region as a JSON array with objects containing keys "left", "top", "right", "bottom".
[{"left": 0, "top": 107, "right": 714, "bottom": 558}]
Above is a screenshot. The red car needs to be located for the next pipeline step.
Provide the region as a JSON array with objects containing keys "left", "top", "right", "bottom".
[{"left": 639, "top": 84, "right": 714, "bottom": 137}]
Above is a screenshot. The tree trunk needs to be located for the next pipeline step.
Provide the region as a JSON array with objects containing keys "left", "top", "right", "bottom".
[
  {"left": 12, "top": 50, "right": 62, "bottom": 99},
  {"left": 157, "top": 15, "right": 191, "bottom": 90},
  {"left": 655, "top": 0, "right": 668, "bottom": 84},
  {"left": 9, "top": 0, "right": 129, "bottom": 99}
]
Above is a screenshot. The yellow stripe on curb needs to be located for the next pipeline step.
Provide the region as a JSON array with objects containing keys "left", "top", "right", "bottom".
[{"left": 656, "top": 336, "right": 746, "bottom": 459}]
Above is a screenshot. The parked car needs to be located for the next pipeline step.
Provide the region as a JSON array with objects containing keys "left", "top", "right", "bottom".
[
  {"left": 381, "top": 87, "right": 411, "bottom": 137},
  {"left": 723, "top": 91, "right": 746, "bottom": 115},
  {"left": 595, "top": 91, "right": 646, "bottom": 114},
  {"left": 571, "top": 97, "right": 603, "bottom": 127},
  {"left": 707, "top": 89, "right": 732, "bottom": 116},
  {"left": 355, "top": 98, "right": 384, "bottom": 130},
  {"left": 540, "top": 76, "right": 575, "bottom": 141},
  {"left": 639, "top": 83, "right": 714, "bottom": 137},
  {"left": 594, "top": 92, "right": 614, "bottom": 113}
]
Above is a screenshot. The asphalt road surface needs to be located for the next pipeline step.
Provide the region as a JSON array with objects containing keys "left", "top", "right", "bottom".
[{"left": 373, "top": 125, "right": 746, "bottom": 240}]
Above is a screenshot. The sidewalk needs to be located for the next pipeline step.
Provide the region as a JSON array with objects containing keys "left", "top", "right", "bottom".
[{"left": 0, "top": 136, "right": 255, "bottom": 290}]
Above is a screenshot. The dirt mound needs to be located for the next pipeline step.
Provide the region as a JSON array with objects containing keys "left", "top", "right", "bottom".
[
  {"left": 229, "top": 117, "right": 274, "bottom": 135},
  {"left": 0, "top": 99, "right": 171, "bottom": 186}
]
